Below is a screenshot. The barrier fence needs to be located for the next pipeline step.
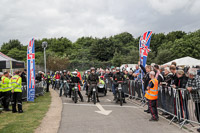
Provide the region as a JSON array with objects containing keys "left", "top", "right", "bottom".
[
  {"left": 121, "top": 80, "right": 200, "bottom": 129},
  {"left": 21, "top": 81, "right": 45, "bottom": 100}
]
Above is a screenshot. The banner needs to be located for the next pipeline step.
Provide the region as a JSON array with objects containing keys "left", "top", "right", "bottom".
[
  {"left": 27, "top": 38, "right": 35, "bottom": 102},
  {"left": 139, "top": 31, "right": 152, "bottom": 67}
]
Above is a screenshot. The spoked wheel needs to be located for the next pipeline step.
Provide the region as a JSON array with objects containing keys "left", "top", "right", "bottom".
[
  {"left": 74, "top": 91, "right": 77, "bottom": 103},
  {"left": 93, "top": 92, "right": 96, "bottom": 104},
  {"left": 119, "top": 92, "right": 123, "bottom": 106}
]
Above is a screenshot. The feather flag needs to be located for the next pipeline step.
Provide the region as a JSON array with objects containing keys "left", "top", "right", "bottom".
[
  {"left": 27, "top": 38, "right": 35, "bottom": 102},
  {"left": 139, "top": 31, "right": 152, "bottom": 67}
]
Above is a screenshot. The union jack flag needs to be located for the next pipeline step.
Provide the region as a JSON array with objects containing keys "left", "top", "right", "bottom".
[{"left": 139, "top": 31, "right": 152, "bottom": 67}]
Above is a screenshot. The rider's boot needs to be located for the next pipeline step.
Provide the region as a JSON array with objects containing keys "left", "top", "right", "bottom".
[
  {"left": 123, "top": 98, "right": 126, "bottom": 103},
  {"left": 79, "top": 93, "right": 84, "bottom": 102},
  {"left": 113, "top": 94, "right": 117, "bottom": 101},
  {"left": 87, "top": 96, "right": 90, "bottom": 102}
]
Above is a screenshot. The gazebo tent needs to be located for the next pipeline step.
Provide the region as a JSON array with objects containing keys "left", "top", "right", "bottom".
[
  {"left": 0, "top": 52, "right": 25, "bottom": 69},
  {"left": 163, "top": 56, "right": 200, "bottom": 67}
]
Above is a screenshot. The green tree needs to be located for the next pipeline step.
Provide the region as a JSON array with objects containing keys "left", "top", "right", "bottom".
[
  {"left": 111, "top": 51, "right": 123, "bottom": 67},
  {"left": 0, "top": 39, "right": 23, "bottom": 54},
  {"left": 7, "top": 48, "right": 26, "bottom": 61}
]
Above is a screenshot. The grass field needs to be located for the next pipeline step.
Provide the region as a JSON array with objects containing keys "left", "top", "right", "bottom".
[{"left": 0, "top": 92, "right": 51, "bottom": 133}]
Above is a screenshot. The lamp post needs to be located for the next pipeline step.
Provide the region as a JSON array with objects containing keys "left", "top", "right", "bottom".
[{"left": 42, "top": 41, "right": 48, "bottom": 75}]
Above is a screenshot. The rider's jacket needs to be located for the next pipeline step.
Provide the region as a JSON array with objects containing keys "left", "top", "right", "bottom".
[
  {"left": 70, "top": 76, "right": 81, "bottom": 87},
  {"left": 113, "top": 72, "right": 125, "bottom": 84},
  {"left": 87, "top": 73, "right": 99, "bottom": 85},
  {"left": 60, "top": 75, "right": 70, "bottom": 81}
]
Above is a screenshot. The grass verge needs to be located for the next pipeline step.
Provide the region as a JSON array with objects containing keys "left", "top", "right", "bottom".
[{"left": 0, "top": 92, "right": 51, "bottom": 133}]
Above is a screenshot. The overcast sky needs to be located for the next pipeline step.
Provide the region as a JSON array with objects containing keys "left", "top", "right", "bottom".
[{"left": 0, "top": 0, "right": 200, "bottom": 45}]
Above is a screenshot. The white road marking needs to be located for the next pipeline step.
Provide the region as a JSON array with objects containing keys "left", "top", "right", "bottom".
[
  {"left": 107, "top": 99, "right": 111, "bottom": 102},
  {"left": 63, "top": 103, "right": 142, "bottom": 109},
  {"left": 95, "top": 103, "right": 112, "bottom": 116}
]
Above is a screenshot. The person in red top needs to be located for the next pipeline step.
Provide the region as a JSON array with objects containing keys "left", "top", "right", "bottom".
[
  {"left": 54, "top": 71, "right": 61, "bottom": 89},
  {"left": 76, "top": 69, "right": 82, "bottom": 91}
]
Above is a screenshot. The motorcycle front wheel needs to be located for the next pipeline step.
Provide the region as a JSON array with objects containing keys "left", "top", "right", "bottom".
[
  {"left": 93, "top": 91, "right": 96, "bottom": 104},
  {"left": 74, "top": 91, "right": 77, "bottom": 103},
  {"left": 119, "top": 92, "right": 123, "bottom": 106}
]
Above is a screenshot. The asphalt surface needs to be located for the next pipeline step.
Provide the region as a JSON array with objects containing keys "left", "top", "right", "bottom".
[{"left": 58, "top": 90, "right": 187, "bottom": 133}]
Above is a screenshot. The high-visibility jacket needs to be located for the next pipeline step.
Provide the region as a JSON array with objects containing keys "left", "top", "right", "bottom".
[
  {"left": 0, "top": 76, "right": 4, "bottom": 92},
  {"left": 11, "top": 75, "right": 22, "bottom": 93},
  {"left": 99, "top": 79, "right": 105, "bottom": 84},
  {"left": 145, "top": 79, "right": 158, "bottom": 100},
  {"left": 1, "top": 76, "right": 11, "bottom": 92},
  {"left": 46, "top": 75, "right": 51, "bottom": 83},
  {"left": 0, "top": 81, "right": 2, "bottom": 92}
]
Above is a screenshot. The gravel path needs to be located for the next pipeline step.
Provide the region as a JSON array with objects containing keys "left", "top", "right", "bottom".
[{"left": 35, "top": 88, "right": 62, "bottom": 133}]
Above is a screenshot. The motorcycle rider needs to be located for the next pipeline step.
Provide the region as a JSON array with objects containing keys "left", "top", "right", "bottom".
[
  {"left": 45, "top": 71, "right": 51, "bottom": 92},
  {"left": 60, "top": 70, "right": 70, "bottom": 97},
  {"left": 85, "top": 70, "right": 90, "bottom": 95},
  {"left": 113, "top": 67, "right": 126, "bottom": 103},
  {"left": 69, "top": 71, "right": 84, "bottom": 102},
  {"left": 53, "top": 71, "right": 61, "bottom": 89},
  {"left": 87, "top": 67, "right": 99, "bottom": 102}
]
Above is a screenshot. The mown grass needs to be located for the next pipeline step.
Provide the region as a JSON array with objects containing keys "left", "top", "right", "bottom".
[{"left": 0, "top": 92, "right": 51, "bottom": 133}]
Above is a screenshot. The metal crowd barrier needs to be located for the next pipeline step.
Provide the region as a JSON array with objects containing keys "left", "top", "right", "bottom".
[
  {"left": 124, "top": 80, "right": 200, "bottom": 129},
  {"left": 21, "top": 81, "right": 45, "bottom": 100}
]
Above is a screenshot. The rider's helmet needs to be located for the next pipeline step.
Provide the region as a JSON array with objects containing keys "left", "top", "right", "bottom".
[
  {"left": 63, "top": 70, "right": 67, "bottom": 73},
  {"left": 72, "top": 71, "right": 77, "bottom": 77},
  {"left": 100, "top": 76, "right": 104, "bottom": 80},
  {"left": 91, "top": 67, "right": 95, "bottom": 71},
  {"left": 116, "top": 67, "right": 120, "bottom": 71}
]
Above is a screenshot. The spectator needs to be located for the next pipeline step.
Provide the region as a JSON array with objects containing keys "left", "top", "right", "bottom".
[
  {"left": 133, "top": 65, "right": 140, "bottom": 80},
  {"left": 20, "top": 69, "right": 27, "bottom": 83},
  {"left": 171, "top": 62, "right": 177, "bottom": 67},
  {"left": 124, "top": 70, "right": 129, "bottom": 79},
  {"left": 36, "top": 71, "right": 42, "bottom": 82},
  {"left": 186, "top": 69, "right": 200, "bottom": 132},
  {"left": 160, "top": 67, "right": 173, "bottom": 115},
  {"left": 140, "top": 64, "right": 151, "bottom": 113},
  {"left": 128, "top": 70, "right": 135, "bottom": 80},
  {"left": 174, "top": 70, "right": 189, "bottom": 119},
  {"left": 154, "top": 64, "right": 160, "bottom": 79},
  {"left": 170, "top": 65, "right": 178, "bottom": 85}
]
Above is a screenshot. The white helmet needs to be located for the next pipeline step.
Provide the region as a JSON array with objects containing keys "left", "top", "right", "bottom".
[{"left": 72, "top": 71, "right": 77, "bottom": 75}]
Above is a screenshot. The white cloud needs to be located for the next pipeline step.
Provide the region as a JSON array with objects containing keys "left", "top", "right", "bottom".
[
  {"left": 0, "top": 0, "right": 200, "bottom": 46},
  {"left": 148, "top": 0, "right": 190, "bottom": 15}
]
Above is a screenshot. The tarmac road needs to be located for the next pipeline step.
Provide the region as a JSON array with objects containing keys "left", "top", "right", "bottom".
[{"left": 58, "top": 90, "right": 187, "bottom": 133}]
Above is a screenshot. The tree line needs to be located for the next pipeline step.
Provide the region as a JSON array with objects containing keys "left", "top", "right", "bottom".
[{"left": 1, "top": 30, "right": 200, "bottom": 71}]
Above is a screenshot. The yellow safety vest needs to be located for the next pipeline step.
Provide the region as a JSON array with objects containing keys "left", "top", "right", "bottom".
[
  {"left": 0, "top": 76, "right": 3, "bottom": 92},
  {"left": 1, "top": 76, "right": 11, "bottom": 92},
  {"left": 0, "top": 81, "right": 2, "bottom": 92},
  {"left": 11, "top": 75, "right": 22, "bottom": 93},
  {"left": 99, "top": 79, "right": 105, "bottom": 84}
]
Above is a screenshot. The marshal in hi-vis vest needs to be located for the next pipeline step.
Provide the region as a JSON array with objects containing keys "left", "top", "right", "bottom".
[
  {"left": 11, "top": 75, "right": 22, "bottom": 92},
  {"left": 1, "top": 76, "right": 11, "bottom": 92},
  {"left": 145, "top": 79, "right": 158, "bottom": 100}
]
